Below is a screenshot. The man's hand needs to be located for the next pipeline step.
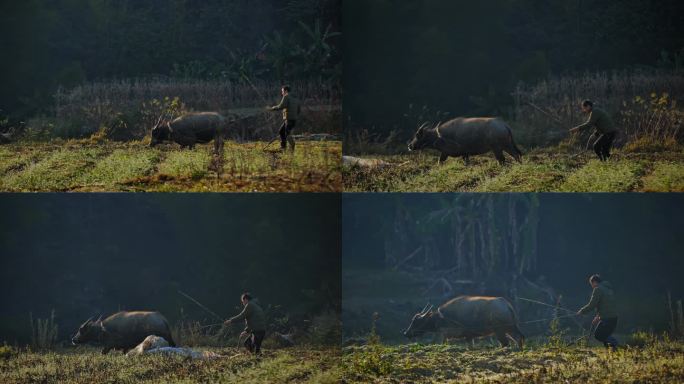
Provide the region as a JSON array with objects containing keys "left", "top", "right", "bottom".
[
  {"left": 592, "top": 316, "right": 600, "bottom": 326},
  {"left": 224, "top": 319, "right": 232, "bottom": 326}
]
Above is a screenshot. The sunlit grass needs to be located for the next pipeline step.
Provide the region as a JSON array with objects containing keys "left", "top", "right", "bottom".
[
  {"left": 343, "top": 147, "right": 683, "bottom": 192},
  {"left": 0, "top": 346, "right": 341, "bottom": 384},
  {"left": 342, "top": 339, "right": 684, "bottom": 383},
  {"left": 475, "top": 161, "right": 569, "bottom": 192},
  {"left": 2, "top": 146, "right": 104, "bottom": 191},
  {"left": 559, "top": 159, "right": 645, "bottom": 192},
  {"left": 0, "top": 140, "right": 341, "bottom": 192},
  {"left": 641, "top": 161, "right": 684, "bottom": 192},
  {"left": 79, "top": 148, "right": 161, "bottom": 189},
  {"left": 157, "top": 149, "right": 211, "bottom": 179}
]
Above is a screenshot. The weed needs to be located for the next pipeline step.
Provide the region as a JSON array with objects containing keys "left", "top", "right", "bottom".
[{"left": 29, "top": 311, "right": 58, "bottom": 350}]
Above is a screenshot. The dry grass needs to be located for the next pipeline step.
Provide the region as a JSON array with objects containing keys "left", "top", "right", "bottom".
[{"left": 52, "top": 79, "right": 340, "bottom": 139}]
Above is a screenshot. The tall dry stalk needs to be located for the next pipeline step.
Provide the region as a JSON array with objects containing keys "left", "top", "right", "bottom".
[
  {"left": 512, "top": 70, "right": 684, "bottom": 147},
  {"left": 53, "top": 79, "right": 340, "bottom": 139},
  {"left": 29, "top": 310, "right": 59, "bottom": 350}
]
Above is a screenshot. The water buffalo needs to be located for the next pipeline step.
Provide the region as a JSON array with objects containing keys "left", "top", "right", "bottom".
[
  {"left": 72, "top": 311, "right": 175, "bottom": 354},
  {"left": 408, "top": 118, "right": 522, "bottom": 165},
  {"left": 403, "top": 296, "right": 524, "bottom": 348},
  {"left": 150, "top": 112, "right": 226, "bottom": 152}
]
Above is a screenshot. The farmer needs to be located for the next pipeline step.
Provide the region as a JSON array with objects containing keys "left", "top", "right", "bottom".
[
  {"left": 268, "top": 85, "right": 300, "bottom": 151},
  {"left": 569, "top": 100, "right": 618, "bottom": 161},
  {"left": 225, "top": 292, "right": 267, "bottom": 355},
  {"left": 576, "top": 274, "right": 619, "bottom": 350}
]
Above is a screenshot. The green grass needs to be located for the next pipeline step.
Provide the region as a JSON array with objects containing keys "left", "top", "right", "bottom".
[
  {"left": 342, "top": 340, "right": 684, "bottom": 383},
  {"left": 78, "top": 148, "right": 162, "bottom": 189},
  {"left": 157, "top": 149, "right": 211, "bottom": 179},
  {"left": 0, "top": 346, "right": 341, "bottom": 384},
  {"left": 641, "top": 161, "right": 684, "bottom": 192},
  {"left": 558, "top": 159, "right": 645, "bottom": 192},
  {"left": 0, "top": 140, "right": 341, "bottom": 192},
  {"left": 1, "top": 146, "right": 105, "bottom": 191},
  {"left": 343, "top": 147, "right": 684, "bottom": 192}
]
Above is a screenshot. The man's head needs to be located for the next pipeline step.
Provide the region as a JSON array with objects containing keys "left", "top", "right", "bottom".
[
  {"left": 581, "top": 99, "right": 594, "bottom": 114},
  {"left": 241, "top": 292, "right": 252, "bottom": 305},
  {"left": 281, "top": 85, "right": 290, "bottom": 96},
  {"left": 589, "top": 274, "right": 602, "bottom": 288}
]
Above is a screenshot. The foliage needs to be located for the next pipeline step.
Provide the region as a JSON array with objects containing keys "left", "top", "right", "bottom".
[
  {"left": 620, "top": 92, "right": 683, "bottom": 146},
  {"left": 510, "top": 71, "right": 684, "bottom": 148},
  {"left": 1, "top": 1, "right": 340, "bottom": 121}
]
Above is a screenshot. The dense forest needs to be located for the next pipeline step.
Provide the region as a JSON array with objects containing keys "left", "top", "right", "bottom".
[
  {"left": 342, "top": 0, "right": 684, "bottom": 136},
  {"left": 0, "top": 194, "right": 341, "bottom": 345},
  {"left": 0, "top": 0, "right": 341, "bottom": 121}
]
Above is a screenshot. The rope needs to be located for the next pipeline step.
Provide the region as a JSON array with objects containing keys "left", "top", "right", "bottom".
[
  {"left": 517, "top": 297, "right": 576, "bottom": 315},
  {"left": 177, "top": 290, "right": 224, "bottom": 322}
]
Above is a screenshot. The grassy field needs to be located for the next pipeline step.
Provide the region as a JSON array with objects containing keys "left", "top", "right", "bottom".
[
  {"left": 342, "top": 339, "right": 684, "bottom": 383},
  {"left": 0, "top": 140, "right": 341, "bottom": 192},
  {"left": 343, "top": 147, "right": 684, "bottom": 192},
  {"left": 0, "top": 346, "right": 341, "bottom": 384}
]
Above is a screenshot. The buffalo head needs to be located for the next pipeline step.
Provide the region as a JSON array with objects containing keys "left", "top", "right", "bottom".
[
  {"left": 403, "top": 303, "right": 437, "bottom": 338},
  {"left": 71, "top": 315, "right": 104, "bottom": 345},
  {"left": 150, "top": 120, "right": 171, "bottom": 147},
  {"left": 408, "top": 122, "right": 441, "bottom": 151}
]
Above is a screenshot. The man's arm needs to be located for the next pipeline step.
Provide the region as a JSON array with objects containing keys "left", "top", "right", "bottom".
[
  {"left": 271, "top": 95, "right": 289, "bottom": 110},
  {"left": 570, "top": 112, "right": 597, "bottom": 133},
  {"left": 227, "top": 304, "right": 251, "bottom": 323},
  {"left": 578, "top": 287, "right": 601, "bottom": 315}
]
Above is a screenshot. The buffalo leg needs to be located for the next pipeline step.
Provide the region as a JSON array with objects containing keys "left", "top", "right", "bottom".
[
  {"left": 438, "top": 153, "right": 448, "bottom": 165},
  {"left": 495, "top": 331, "right": 510, "bottom": 347},
  {"left": 504, "top": 147, "right": 522, "bottom": 163},
  {"left": 493, "top": 149, "right": 506, "bottom": 165},
  {"left": 214, "top": 133, "right": 224, "bottom": 154},
  {"left": 101, "top": 347, "right": 111, "bottom": 355},
  {"left": 462, "top": 154, "right": 470, "bottom": 166},
  {"left": 432, "top": 332, "right": 446, "bottom": 344},
  {"left": 510, "top": 327, "right": 525, "bottom": 349},
  {"left": 287, "top": 135, "right": 296, "bottom": 151}
]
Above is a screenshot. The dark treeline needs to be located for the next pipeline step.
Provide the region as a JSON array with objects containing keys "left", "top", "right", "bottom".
[
  {"left": 0, "top": 0, "right": 341, "bottom": 120},
  {"left": 0, "top": 194, "right": 341, "bottom": 344},
  {"left": 342, "top": 0, "right": 684, "bottom": 135},
  {"left": 343, "top": 194, "right": 684, "bottom": 330}
]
